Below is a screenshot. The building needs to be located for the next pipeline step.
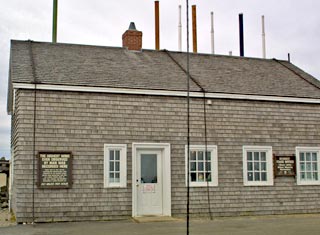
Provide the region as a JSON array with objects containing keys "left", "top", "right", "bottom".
[{"left": 7, "top": 24, "right": 320, "bottom": 223}]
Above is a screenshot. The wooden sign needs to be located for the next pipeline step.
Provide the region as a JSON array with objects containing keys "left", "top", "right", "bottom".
[
  {"left": 38, "top": 152, "right": 73, "bottom": 189},
  {"left": 274, "top": 154, "right": 296, "bottom": 177}
]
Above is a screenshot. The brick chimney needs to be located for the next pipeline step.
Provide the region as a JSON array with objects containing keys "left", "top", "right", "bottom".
[{"left": 122, "top": 22, "right": 142, "bottom": 51}]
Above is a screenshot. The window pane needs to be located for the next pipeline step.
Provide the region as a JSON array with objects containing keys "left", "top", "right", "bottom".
[
  {"left": 248, "top": 172, "right": 253, "bottom": 181},
  {"left": 115, "top": 162, "right": 120, "bottom": 171},
  {"left": 109, "top": 162, "right": 114, "bottom": 171},
  {"left": 254, "top": 162, "right": 260, "bottom": 171},
  {"left": 115, "top": 173, "right": 120, "bottom": 182},
  {"left": 247, "top": 152, "right": 252, "bottom": 161},
  {"left": 260, "top": 152, "right": 266, "bottom": 161},
  {"left": 300, "top": 163, "right": 305, "bottom": 171},
  {"left": 206, "top": 162, "right": 211, "bottom": 171},
  {"left": 247, "top": 162, "right": 253, "bottom": 171},
  {"left": 306, "top": 152, "right": 311, "bottom": 161},
  {"left": 313, "top": 173, "right": 318, "bottom": 181},
  {"left": 198, "top": 162, "right": 204, "bottom": 171},
  {"left": 205, "top": 151, "right": 211, "bottom": 161},
  {"left": 109, "top": 173, "right": 114, "bottom": 182},
  {"left": 198, "top": 173, "right": 204, "bottom": 181},
  {"left": 306, "top": 163, "right": 312, "bottom": 171},
  {"left": 313, "top": 163, "right": 318, "bottom": 171},
  {"left": 254, "top": 152, "right": 260, "bottom": 161},
  {"left": 198, "top": 151, "right": 204, "bottom": 160},
  {"left": 300, "top": 152, "right": 305, "bottom": 161},
  {"left": 115, "top": 150, "right": 120, "bottom": 160},
  {"left": 261, "top": 162, "right": 266, "bottom": 171},
  {"left": 141, "top": 154, "right": 157, "bottom": 183},
  {"left": 191, "top": 151, "right": 196, "bottom": 160},
  {"left": 205, "top": 173, "right": 212, "bottom": 182},
  {"left": 312, "top": 152, "right": 317, "bottom": 161},
  {"left": 110, "top": 150, "right": 114, "bottom": 160},
  {"left": 190, "top": 173, "right": 197, "bottom": 182},
  {"left": 190, "top": 162, "right": 196, "bottom": 171},
  {"left": 301, "top": 172, "right": 305, "bottom": 180},
  {"left": 261, "top": 172, "right": 267, "bottom": 181},
  {"left": 254, "top": 172, "right": 260, "bottom": 181},
  {"left": 307, "top": 172, "right": 312, "bottom": 180}
]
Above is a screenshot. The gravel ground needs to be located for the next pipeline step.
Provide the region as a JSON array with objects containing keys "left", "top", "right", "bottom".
[{"left": 0, "top": 209, "right": 16, "bottom": 227}]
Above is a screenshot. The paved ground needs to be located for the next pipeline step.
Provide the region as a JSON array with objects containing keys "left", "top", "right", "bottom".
[{"left": 1, "top": 214, "right": 320, "bottom": 235}]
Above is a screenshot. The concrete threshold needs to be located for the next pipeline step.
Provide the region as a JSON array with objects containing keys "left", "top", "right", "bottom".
[{"left": 132, "top": 216, "right": 183, "bottom": 223}]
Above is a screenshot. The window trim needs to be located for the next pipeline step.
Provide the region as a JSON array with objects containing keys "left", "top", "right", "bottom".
[
  {"left": 185, "top": 145, "right": 218, "bottom": 187},
  {"left": 296, "top": 147, "right": 320, "bottom": 186},
  {"left": 104, "top": 144, "right": 127, "bottom": 188},
  {"left": 243, "top": 146, "right": 273, "bottom": 186}
]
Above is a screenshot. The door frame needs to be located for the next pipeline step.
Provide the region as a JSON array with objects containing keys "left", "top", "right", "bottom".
[{"left": 132, "top": 143, "right": 171, "bottom": 217}]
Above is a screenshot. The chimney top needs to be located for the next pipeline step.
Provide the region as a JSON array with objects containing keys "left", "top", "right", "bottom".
[
  {"left": 122, "top": 22, "right": 143, "bottom": 51},
  {"left": 128, "top": 22, "right": 137, "bottom": 30}
]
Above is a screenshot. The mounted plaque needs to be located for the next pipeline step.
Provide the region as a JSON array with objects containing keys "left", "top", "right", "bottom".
[
  {"left": 38, "top": 152, "right": 73, "bottom": 189},
  {"left": 274, "top": 154, "right": 296, "bottom": 177}
]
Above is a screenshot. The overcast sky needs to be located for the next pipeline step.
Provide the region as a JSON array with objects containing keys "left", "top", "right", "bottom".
[{"left": 1, "top": 0, "right": 320, "bottom": 159}]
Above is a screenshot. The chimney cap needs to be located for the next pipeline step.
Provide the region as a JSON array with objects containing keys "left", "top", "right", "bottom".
[{"left": 128, "top": 22, "right": 137, "bottom": 30}]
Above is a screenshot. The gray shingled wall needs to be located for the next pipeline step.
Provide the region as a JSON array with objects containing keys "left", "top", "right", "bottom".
[{"left": 12, "top": 89, "right": 320, "bottom": 223}]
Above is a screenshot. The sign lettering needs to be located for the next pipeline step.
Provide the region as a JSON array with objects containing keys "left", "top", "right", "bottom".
[{"left": 38, "top": 152, "right": 72, "bottom": 189}]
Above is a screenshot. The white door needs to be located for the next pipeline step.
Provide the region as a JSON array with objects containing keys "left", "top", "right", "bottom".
[{"left": 136, "top": 150, "right": 163, "bottom": 216}]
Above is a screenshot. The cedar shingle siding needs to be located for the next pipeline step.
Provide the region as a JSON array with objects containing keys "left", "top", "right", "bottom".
[{"left": 8, "top": 40, "right": 320, "bottom": 222}]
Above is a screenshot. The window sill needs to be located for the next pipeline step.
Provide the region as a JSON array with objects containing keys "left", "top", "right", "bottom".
[{"left": 297, "top": 181, "right": 320, "bottom": 186}]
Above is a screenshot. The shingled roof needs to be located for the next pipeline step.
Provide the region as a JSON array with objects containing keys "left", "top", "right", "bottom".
[{"left": 7, "top": 40, "right": 320, "bottom": 112}]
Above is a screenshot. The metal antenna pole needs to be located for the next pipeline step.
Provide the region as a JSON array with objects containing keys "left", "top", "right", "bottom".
[
  {"left": 186, "top": 0, "right": 190, "bottom": 234},
  {"left": 52, "top": 0, "right": 58, "bottom": 43}
]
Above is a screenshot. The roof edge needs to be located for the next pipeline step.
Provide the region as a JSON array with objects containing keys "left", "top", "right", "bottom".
[
  {"left": 12, "top": 82, "right": 320, "bottom": 104},
  {"left": 10, "top": 39, "right": 289, "bottom": 63},
  {"left": 273, "top": 59, "right": 320, "bottom": 90}
]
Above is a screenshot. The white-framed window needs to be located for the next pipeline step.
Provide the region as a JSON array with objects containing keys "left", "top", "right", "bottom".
[
  {"left": 243, "top": 146, "right": 273, "bottom": 186},
  {"left": 104, "top": 144, "right": 127, "bottom": 188},
  {"left": 185, "top": 145, "right": 218, "bottom": 187},
  {"left": 296, "top": 147, "right": 320, "bottom": 185}
]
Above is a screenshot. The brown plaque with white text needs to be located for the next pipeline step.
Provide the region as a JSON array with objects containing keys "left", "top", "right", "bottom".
[
  {"left": 274, "top": 154, "right": 296, "bottom": 177},
  {"left": 38, "top": 152, "right": 73, "bottom": 189}
]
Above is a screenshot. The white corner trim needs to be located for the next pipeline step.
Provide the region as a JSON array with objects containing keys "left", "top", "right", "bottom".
[{"left": 12, "top": 83, "right": 320, "bottom": 104}]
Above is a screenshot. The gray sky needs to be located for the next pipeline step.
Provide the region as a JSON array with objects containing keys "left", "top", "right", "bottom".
[{"left": 1, "top": 0, "right": 320, "bottom": 159}]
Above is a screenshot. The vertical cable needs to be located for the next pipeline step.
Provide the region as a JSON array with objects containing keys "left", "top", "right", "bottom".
[
  {"left": 186, "top": 0, "right": 190, "bottom": 234},
  {"left": 203, "top": 93, "right": 213, "bottom": 220}
]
